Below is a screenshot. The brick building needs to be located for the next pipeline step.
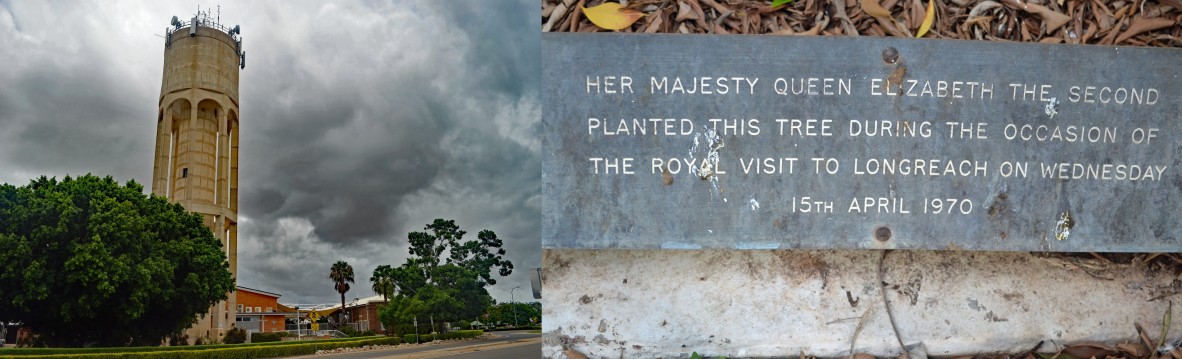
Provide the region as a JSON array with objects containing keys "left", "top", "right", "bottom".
[
  {"left": 340, "top": 295, "right": 388, "bottom": 333},
  {"left": 234, "top": 286, "right": 295, "bottom": 333}
]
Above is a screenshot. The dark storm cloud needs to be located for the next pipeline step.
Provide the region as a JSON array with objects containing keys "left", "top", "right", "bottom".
[
  {"left": 430, "top": 1, "right": 540, "bottom": 101},
  {"left": 0, "top": 0, "right": 541, "bottom": 304},
  {"left": 0, "top": 3, "right": 158, "bottom": 186}
]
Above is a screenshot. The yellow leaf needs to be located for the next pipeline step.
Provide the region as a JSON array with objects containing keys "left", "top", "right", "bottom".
[
  {"left": 860, "top": 0, "right": 893, "bottom": 19},
  {"left": 583, "top": 2, "right": 645, "bottom": 31},
  {"left": 916, "top": 0, "right": 935, "bottom": 37}
]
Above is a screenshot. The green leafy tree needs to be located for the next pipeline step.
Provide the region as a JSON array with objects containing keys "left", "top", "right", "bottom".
[
  {"left": 0, "top": 175, "right": 234, "bottom": 347},
  {"left": 450, "top": 230, "right": 514, "bottom": 285},
  {"left": 486, "top": 301, "right": 541, "bottom": 326},
  {"left": 378, "top": 219, "right": 513, "bottom": 330},
  {"left": 390, "top": 264, "right": 426, "bottom": 297},
  {"left": 405, "top": 219, "right": 463, "bottom": 282},
  {"left": 370, "top": 264, "right": 395, "bottom": 301},
  {"left": 329, "top": 260, "right": 354, "bottom": 325}
]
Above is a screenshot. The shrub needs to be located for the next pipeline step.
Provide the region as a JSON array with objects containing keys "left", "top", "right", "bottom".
[
  {"left": 388, "top": 324, "right": 416, "bottom": 337},
  {"left": 222, "top": 328, "right": 247, "bottom": 345},
  {"left": 168, "top": 332, "right": 190, "bottom": 346},
  {"left": 0, "top": 337, "right": 403, "bottom": 358},
  {"left": 250, "top": 332, "right": 282, "bottom": 343},
  {"left": 0, "top": 336, "right": 391, "bottom": 356}
]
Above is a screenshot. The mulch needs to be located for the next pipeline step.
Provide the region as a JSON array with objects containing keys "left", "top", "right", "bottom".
[{"left": 543, "top": 0, "right": 1182, "bottom": 46}]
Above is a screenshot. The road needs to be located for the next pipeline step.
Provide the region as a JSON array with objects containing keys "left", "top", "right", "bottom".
[{"left": 295, "top": 330, "right": 540, "bottom": 359}]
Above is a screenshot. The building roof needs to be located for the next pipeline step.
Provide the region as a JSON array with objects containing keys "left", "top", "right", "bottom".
[
  {"left": 275, "top": 295, "right": 388, "bottom": 319},
  {"left": 236, "top": 286, "right": 282, "bottom": 298},
  {"left": 321, "top": 294, "right": 389, "bottom": 311}
]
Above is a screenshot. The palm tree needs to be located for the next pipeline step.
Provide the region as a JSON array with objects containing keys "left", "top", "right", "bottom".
[
  {"left": 370, "top": 264, "right": 394, "bottom": 302},
  {"left": 329, "top": 260, "right": 355, "bottom": 326}
]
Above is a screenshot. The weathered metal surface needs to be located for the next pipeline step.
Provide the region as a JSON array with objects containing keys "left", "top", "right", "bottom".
[{"left": 542, "top": 33, "right": 1182, "bottom": 251}]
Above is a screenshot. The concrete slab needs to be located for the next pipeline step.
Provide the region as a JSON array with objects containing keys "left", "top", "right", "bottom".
[{"left": 542, "top": 249, "right": 1181, "bottom": 358}]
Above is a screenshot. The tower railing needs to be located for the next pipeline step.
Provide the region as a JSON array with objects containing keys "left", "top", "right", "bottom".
[{"left": 164, "top": 10, "right": 245, "bottom": 69}]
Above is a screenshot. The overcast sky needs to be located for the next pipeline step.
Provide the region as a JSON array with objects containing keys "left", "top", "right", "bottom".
[{"left": 0, "top": 0, "right": 540, "bottom": 305}]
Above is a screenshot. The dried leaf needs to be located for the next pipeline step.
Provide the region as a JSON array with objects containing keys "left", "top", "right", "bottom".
[
  {"left": 1063, "top": 342, "right": 1118, "bottom": 359},
  {"left": 570, "top": 0, "right": 585, "bottom": 32},
  {"left": 583, "top": 2, "right": 645, "bottom": 31},
  {"left": 1136, "top": 322, "right": 1155, "bottom": 352},
  {"left": 543, "top": 0, "right": 577, "bottom": 32},
  {"left": 564, "top": 348, "right": 590, "bottom": 359},
  {"left": 1114, "top": 5, "right": 1130, "bottom": 20},
  {"left": 644, "top": 9, "right": 664, "bottom": 33},
  {"left": 916, "top": 0, "right": 935, "bottom": 37},
  {"left": 543, "top": 2, "right": 556, "bottom": 18},
  {"left": 1117, "top": 342, "right": 1149, "bottom": 357},
  {"left": 1115, "top": 17, "right": 1175, "bottom": 44},
  {"left": 676, "top": 1, "right": 698, "bottom": 22},
  {"left": 861, "top": 0, "right": 893, "bottom": 19},
  {"left": 1026, "top": 3, "right": 1071, "bottom": 34},
  {"left": 1000, "top": 0, "right": 1070, "bottom": 34},
  {"left": 1035, "top": 352, "right": 1081, "bottom": 359}
]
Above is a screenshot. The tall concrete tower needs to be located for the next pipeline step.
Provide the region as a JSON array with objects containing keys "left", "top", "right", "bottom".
[{"left": 152, "top": 9, "right": 245, "bottom": 343}]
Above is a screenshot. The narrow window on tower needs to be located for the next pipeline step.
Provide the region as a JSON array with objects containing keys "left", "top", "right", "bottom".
[{"left": 182, "top": 168, "right": 189, "bottom": 178}]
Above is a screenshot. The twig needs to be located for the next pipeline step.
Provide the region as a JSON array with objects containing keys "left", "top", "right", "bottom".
[
  {"left": 1159, "top": 301, "right": 1171, "bottom": 350},
  {"left": 1089, "top": 252, "right": 1113, "bottom": 264},
  {"left": 826, "top": 316, "right": 861, "bottom": 325},
  {"left": 879, "top": 250, "right": 908, "bottom": 359},
  {"left": 847, "top": 306, "right": 876, "bottom": 359},
  {"left": 1023, "top": 340, "right": 1046, "bottom": 358},
  {"left": 1149, "top": 291, "right": 1180, "bottom": 302}
]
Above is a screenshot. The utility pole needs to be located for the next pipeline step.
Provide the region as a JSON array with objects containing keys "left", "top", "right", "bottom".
[{"left": 511, "top": 286, "right": 520, "bottom": 327}]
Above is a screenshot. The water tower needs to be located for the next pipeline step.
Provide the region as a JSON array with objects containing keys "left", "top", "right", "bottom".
[{"left": 152, "top": 8, "right": 245, "bottom": 343}]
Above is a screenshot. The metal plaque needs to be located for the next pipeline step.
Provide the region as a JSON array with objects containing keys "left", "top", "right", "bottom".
[{"left": 542, "top": 33, "right": 1182, "bottom": 252}]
